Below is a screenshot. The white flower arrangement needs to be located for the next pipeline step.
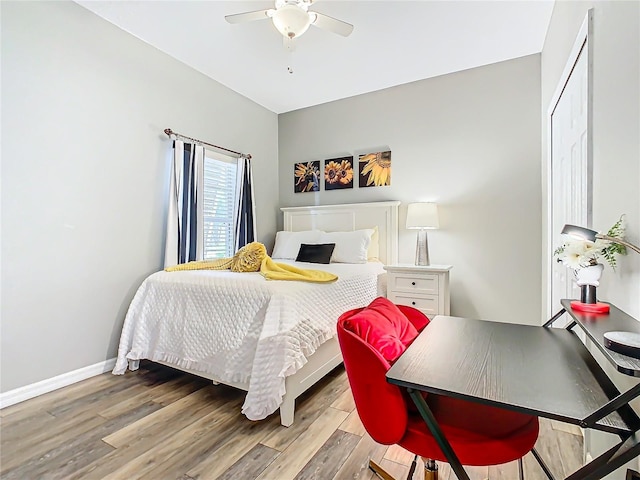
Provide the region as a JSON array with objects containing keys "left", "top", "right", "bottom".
[{"left": 554, "top": 216, "right": 627, "bottom": 271}]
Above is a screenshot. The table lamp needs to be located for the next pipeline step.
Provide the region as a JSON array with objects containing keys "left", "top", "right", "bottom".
[
  {"left": 406, "top": 203, "right": 439, "bottom": 266},
  {"left": 561, "top": 223, "right": 640, "bottom": 357},
  {"left": 561, "top": 224, "right": 640, "bottom": 255}
]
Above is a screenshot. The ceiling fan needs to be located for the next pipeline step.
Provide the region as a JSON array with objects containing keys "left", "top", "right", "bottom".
[{"left": 225, "top": 0, "right": 354, "bottom": 40}]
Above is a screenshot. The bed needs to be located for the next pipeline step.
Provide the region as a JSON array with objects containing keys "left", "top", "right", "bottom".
[{"left": 113, "top": 201, "right": 400, "bottom": 426}]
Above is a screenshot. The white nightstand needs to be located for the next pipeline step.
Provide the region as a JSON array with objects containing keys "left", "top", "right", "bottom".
[{"left": 383, "top": 264, "right": 452, "bottom": 317}]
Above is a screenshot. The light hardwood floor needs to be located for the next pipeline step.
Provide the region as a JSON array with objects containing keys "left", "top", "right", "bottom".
[{"left": 0, "top": 362, "right": 583, "bottom": 480}]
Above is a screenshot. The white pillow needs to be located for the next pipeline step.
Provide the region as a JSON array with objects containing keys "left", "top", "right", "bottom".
[
  {"left": 272, "top": 230, "right": 323, "bottom": 259},
  {"left": 367, "top": 226, "right": 380, "bottom": 261},
  {"left": 320, "top": 229, "right": 374, "bottom": 264}
]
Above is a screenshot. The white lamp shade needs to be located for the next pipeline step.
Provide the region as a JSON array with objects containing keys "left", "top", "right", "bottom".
[
  {"left": 271, "top": 4, "right": 311, "bottom": 39},
  {"left": 406, "top": 203, "right": 439, "bottom": 229}
]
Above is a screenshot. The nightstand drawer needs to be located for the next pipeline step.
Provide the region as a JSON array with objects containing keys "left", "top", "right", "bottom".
[
  {"left": 390, "top": 293, "right": 439, "bottom": 316},
  {"left": 384, "top": 264, "right": 451, "bottom": 316},
  {"left": 390, "top": 274, "right": 439, "bottom": 295}
]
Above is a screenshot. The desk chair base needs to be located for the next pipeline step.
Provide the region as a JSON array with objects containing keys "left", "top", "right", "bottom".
[
  {"left": 369, "top": 455, "right": 534, "bottom": 480},
  {"left": 369, "top": 456, "right": 437, "bottom": 480}
]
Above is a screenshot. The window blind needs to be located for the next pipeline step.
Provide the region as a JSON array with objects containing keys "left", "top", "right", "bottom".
[{"left": 203, "top": 152, "right": 237, "bottom": 259}]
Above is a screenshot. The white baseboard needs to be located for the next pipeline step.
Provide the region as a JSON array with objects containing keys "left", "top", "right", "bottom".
[{"left": 0, "top": 358, "right": 116, "bottom": 410}]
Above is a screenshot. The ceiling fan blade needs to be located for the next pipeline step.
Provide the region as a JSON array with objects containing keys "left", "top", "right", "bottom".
[
  {"left": 310, "top": 12, "right": 354, "bottom": 37},
  {"left": 225, "top": 9, "right": 273, "bottom": 25}
]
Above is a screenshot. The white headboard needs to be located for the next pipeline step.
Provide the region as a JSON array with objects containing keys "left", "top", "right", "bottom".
[{"left": 280, "top": 201, "right": 400, "bottom": 265}]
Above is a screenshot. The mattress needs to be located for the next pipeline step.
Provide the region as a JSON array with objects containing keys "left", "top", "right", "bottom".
[{"left": 113, "top": 260, "right": 386, "bottom": 420}]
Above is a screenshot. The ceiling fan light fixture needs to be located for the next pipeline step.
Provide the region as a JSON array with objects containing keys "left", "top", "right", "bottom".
[{"left": 271, "top": 4, "right": 311, "bottom": 39}]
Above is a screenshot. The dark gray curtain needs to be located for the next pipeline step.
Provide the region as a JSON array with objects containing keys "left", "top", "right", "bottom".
[
  {"left": 234, "top": 155, "right": 256, "bottom": 250},
  {"left": 164, "top": 140, "right": 204, "bottom": 267}
]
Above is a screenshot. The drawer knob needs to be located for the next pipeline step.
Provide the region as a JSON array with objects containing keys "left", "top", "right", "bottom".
[
  {"left": 411, "top": 281, "right": 416, "bottom": 286},
  {"left": 412, "top": 301, "right": 416, "bottom": 306}
]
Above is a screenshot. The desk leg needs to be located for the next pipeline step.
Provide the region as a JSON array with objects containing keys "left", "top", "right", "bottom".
[
  {"left": 565, "top": 433, "right": 640, "bottom": 480},
  {"left": 408, "top": 388, "right": 471, "bottom": 480},
  {"left": 543, "top": 308, "right": 566, "bottom": 328}
]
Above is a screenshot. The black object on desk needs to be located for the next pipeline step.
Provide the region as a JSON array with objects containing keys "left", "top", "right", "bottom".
[
  {"left": 605, "top": 332, "right": 640, "bottom": 359},
  {"left": 387, "top": 305, "right": 640, "bottom": 480}
]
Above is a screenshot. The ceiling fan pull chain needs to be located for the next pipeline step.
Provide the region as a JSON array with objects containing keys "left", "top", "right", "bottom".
[{"left": 286, "top": 39, "right": 296, "bottom": 74}]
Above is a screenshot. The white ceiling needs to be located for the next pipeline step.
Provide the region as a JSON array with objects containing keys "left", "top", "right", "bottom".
[{"left": 77, "top": 0, "right": 555, "bottom": 114}]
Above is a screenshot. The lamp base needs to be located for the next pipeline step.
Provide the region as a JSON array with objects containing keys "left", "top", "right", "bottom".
[
  {"left": 570, "top": 300, "right": 610, "bottom": 314},
  {"left": 604, "top": 331, "right": 640, "bottom": 359},
  {"left": 415, "top": 229, "right": 430, "bottom": 266}
]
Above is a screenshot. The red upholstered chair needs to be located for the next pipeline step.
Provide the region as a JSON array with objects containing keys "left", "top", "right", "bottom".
[{"left": 337, "top": 297, "right": 541, "bottom": 480}]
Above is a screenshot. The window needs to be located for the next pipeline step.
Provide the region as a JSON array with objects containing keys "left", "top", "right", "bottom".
[{"left": 203, "top": 150, "right": 237, "bottom": 259}]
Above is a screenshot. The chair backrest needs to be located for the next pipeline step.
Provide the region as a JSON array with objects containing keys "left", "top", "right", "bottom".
[{"left": 337, "top": 298, "right": 429, "bottom": 445}]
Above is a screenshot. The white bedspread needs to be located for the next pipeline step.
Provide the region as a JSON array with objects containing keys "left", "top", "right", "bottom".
[{"left": 113, "top": 260, "right": 385, "bottom": 420}]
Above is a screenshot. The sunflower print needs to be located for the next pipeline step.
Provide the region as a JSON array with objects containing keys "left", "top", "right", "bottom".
[
  {"left": 359, "top": 151, "right": 391, "bottom": 187},
  {"left": 324, "top": 157, "right": 354, "bottom": 189},
  {"left": 294, "top": 161, "right": 320, "bottom": 193},
  {"left": 338, "top": 159, "right": 353, "bottom": 185},
  {"left": 324, "top": 161, "right": 341, "bottom": 185}
]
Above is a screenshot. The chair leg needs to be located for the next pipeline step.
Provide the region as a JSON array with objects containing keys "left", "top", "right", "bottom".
[
  {"left": 518, "top": 457, "right": 524, "bottom": 480},
  {"left": 369, "top": 459, "right": 396, "bottom": 480},
  {"left": 369, "top": 457, "right": 439, "bottom": 480},
  {"left": 423, "top": 458, "right": 438, "bottom": 480}
]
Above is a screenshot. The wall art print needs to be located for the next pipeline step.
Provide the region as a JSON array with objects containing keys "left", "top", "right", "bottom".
[
  {"left": 359, "top": 151, "right": 391, "bottom": 187},
  {"left": 324, "top": 156, "right": 354, "bottom": 190},
  {"left": 294, "top": 161, "right": 321, "bottom": 193}
]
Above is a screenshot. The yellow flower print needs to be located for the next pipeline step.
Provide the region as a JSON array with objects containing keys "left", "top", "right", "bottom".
[
  {"left": 325, "top": 161, "right": 341, "bottom": 184},
  {"left": 338, "top": 159, "right": 353, "bottom": 185},
  {"left": 294, "top": 161, "right": 320, "bottom": 192},
  {"left": 360, "top": 151, "right": 391, "bottom": 186}
]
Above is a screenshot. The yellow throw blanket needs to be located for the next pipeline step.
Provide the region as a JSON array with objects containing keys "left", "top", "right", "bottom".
[
  {"left": 259, "top": 256, "right": 337, "bottom": 283},
  {"left": 165, "top": 242, "right": 337, "bottom": 283}
]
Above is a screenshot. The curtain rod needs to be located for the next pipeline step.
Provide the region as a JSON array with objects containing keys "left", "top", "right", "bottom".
[{"left": 164, "top": 128, "right": 251, "bottom": 159}]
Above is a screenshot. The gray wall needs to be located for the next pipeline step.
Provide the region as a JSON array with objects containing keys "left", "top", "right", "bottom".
[
  {"left": 541, "top": 2, "right": 640, "bottom": 476},
  {"left": 0, "top": 1, "right": 279, "bottom": 393},
  {"left": 279, "top": 55, "right": 542, "bottom": 325}
]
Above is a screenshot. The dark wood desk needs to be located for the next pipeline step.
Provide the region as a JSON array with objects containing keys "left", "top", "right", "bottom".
[{"left": 387, "top": 307, "right": 640, "bottom": 480}]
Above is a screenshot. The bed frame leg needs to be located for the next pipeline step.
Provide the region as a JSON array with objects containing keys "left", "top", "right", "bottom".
[{"left": 280, "top": 395, "right": 295, "bottom": 427}]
